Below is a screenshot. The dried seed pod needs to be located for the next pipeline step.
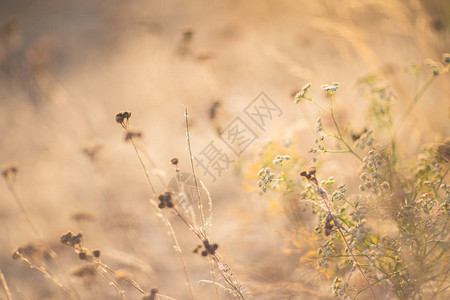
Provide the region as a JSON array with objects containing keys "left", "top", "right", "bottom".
[
  {"left": 92, "top": 249, "right": 101, "bottom": 258},
  {"left": 324, "top": 214, "right": 334, "bottom": 236}
]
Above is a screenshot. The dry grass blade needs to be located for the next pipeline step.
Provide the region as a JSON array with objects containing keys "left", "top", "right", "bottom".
[{"left": 0, "top": 269, "right": 12, "bottom": 300}]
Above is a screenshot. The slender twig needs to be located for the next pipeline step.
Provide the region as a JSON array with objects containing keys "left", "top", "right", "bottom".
[
  {"left": 2, "top": 169, "right": 80, "bottom": 299},
  {"left": 398, "top": 73, "right": 436, "bottom": 127},
  {"left": 15, "top": 254, "right": 77, "bottom": 300},
  {"left": 185, "top": 108, "right": 207, "bottom": 235},
  {"left": 96, "top": 261, "right": 145, "bottom": 294},
  {"left": 0, "top": 269, "right": 12, "bottom": 300},
  {"left": 119, "top": 118, "right": 196, "bottom": 300},
  {"left": 329, "top": 95, "right": 363, "bottom": 162},
  {"left": 96, "top": 265, "right": 127, "bottom": 300}
]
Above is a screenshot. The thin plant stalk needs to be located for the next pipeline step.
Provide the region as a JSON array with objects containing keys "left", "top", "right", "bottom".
[
  {"left": 0, "top": 269, "right": 12, "bottom": 300},
  {"left": 329, "top": 94, "right": 362, "bottom": 162},
  {"left": 119, "top": 120, "right": 196, "bottom": 300},
  {"left": 96, "top": 265, "right": 127, "bottom": 300},
  {"left": 2, "top": 169, "right": 80, "bottom": 300},
  {"left": 185, "top": 108, "right": 223, "bottom": 299},
  {"left": 14, "top": 254, "right": 77, "bottom": 300},
  {"left": 184, "top": 108, "right": 207, "bottom": 235}
]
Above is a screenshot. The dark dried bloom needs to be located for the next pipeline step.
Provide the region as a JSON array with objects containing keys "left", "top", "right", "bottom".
[
  {"left": 171, "top": 158, "right": 179, "bottom": 165},
  {"left": 202, "top": 239, "right": 219, "bottom": 255},
  {"left": 157, "top": 192, "right": 174, "bottom": 209},
  {"left": 92, "top": 249, "right": 101, "bottom": 258},
  {"left": 324, "top": 214, "right": 334, "bottom": 236},
  {"left": 2, "top": 164, "right": 18, "bottom": 178},
  {"left": 300, "top": 168, "right": 317, "bottom": 182},
  {"left": 60, "top": 231, "right": 83, "bottom": 247},
  {"left": 115, "top": 111, "right": 131, "bottom": 124},
  {"left": 443, "top": 53, "right": 450, "bottom": 64},
  {"left": 142, "top": 288, "right": 158, "bottom": 300},
  {"left": 78, "top": 250, "right": 88, "bottom": 260},
  {"left": 12, "top": 250, "right": 21, "bottom": 260}
]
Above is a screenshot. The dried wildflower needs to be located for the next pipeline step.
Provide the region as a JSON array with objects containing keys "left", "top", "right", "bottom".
[
  {"left": 201, "top": 239, "right": 218, "bottom": 256},
  {"left": 257, "top": 167, "right": 276, "bottom": 192},
  {"left": 315, "top": 117, "right": 323, "bottom": 132},
  {"left": 60, "top": 231, "right": 83, "bottom": 247},
  {"left": 142, "top": 288, "right": 158, "bottom": 300},
  {"left": 294, "top": 82, "right": 312, "bottom": 103},
  {"left": 324, "top": 213, "right": 334, "bottom": 236},
  {"left": 272, "top": 154, "right": 291, "bottom": 165},
  {"left": 170, "top": 157, "right": 179, "bottom": 165},
  {"left": 157, "top": 192, "right": 174, "bottom": 209},
  {"left": 115, "top": 111, "right": 131, "bottom": 124},
  {"left": 92, "top": 249, "right": 101, "bottom": 258},
  {"left": 11, "top": 244, "right": 49, "bottom": 262},
  {"left": 11, "top": 249, "right": 20, "bottom": 260},
  {"left": 321, "top": 82, "right": 340, "bottom": 94},
  {"left": 443, "top": 53, "right": 450, "bottom": 64},
  {"left": 1, "top": 164, "right": 18, "bottom": 178},
  {"left": 78, "top": 249, "right": 89, "bottom": 260},
  {"left": 300, "top": 167, "right": 317, "bottom": 182}
]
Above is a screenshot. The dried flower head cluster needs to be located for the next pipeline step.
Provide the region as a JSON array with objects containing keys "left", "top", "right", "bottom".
[
  {"left": 321, "top": 82, "right": 340, "bottom": 94},
  {"left": 11, "top": 243, "right": 50, "bottom": 261},
  {"left": 1, "top": 164, "right": 18, "bottom": 179},
  {"left": 257, "top": 167, "right": 275, "bottom": 193},
  {"left": 272, "top": 154, "right": 291, "bottom": 165},
  {"left": 60, "top": 232, "right": 101, "bottom": 261},
  {"left": 201, "top": 239, "right": 218, "bottom": 256},
  {"left": 294, "top": 82, "right": 312, "bottom": 103},
  {"left": 115, "top": 111, "right": 131, "bottom": 124},
  {"left": 157, "top": 191, "right": 174, "bottom": 208},
  {"left": 60, "top": 231, "right": 83, "bottom": 247},
  {"left": 142, "top": 288, "right": 159, "bottom": 300}
]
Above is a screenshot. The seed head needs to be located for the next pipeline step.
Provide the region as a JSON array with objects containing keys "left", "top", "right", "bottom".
[
  {"left": 92, "top": 249, "right": 101, "bottom": 258},
  {"left": 115, "top": 111, "right": 131, "bottom": 124}
]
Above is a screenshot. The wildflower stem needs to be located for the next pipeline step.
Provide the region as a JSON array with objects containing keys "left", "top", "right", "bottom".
[
  {"left": 16, "top": 254, "right": 78, "bottom": 300},
  {"left": 0, "top": 269, "right": 12, "bottom": 300},
  {"left": 329, "top": 95, "right": 363, "bottom": 162},
  {"left": 96, "top": 261, "right": 145, "bottom": 294},
  {"left": 324, "top": 149, "right": 351, "bottom": 154},
  {"left": 209, "top": 257, "right": 221, "bottom": 300},
  {"left": 128, "top": 134, "right": 158, "bottom": 198},
  {"left": 352, "top": 267, "right": 407, "bottom": 299},
  {"left": 398, "top": 73, "right": 436, "bottom": 127},
  {"left": 120, "top": 121, "right": 196, "bottom": 300},
  {"left": 3, "top": 172, "right": 80, "bottom": 299},
  {"left": 185, "top": 108, "right": 207, "bottom": 236},
  {"left": 96, "top": 265, "right": 127, "bottom": 300}
]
